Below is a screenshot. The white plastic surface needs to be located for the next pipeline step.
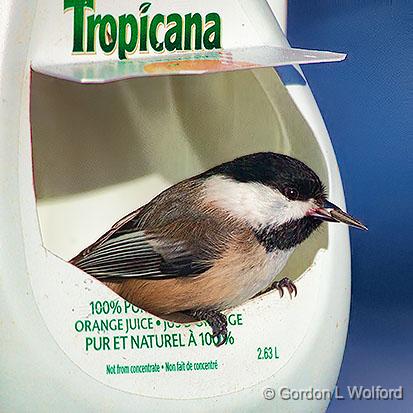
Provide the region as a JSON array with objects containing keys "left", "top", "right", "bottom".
[{"left": 0, "top": 1, "right": 351, "bottom": 412}]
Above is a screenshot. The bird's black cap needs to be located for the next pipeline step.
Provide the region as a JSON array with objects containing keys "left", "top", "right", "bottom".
[{"left": 203, "top": 152, "right": 326, "bottom": 203}]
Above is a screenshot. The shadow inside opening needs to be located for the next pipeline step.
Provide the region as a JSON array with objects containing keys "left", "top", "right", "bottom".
[{"left": 31, "top": 68, "right": 328, "bottom": 281}]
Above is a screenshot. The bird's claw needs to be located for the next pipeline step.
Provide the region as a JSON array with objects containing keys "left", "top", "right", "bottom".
[
  {"left": 209, "top": 311, "right": 228, "bottom": 347},
  {"left": 273, "top": 277, "right": 297, "bottom": 299},
  {"left": 184, "top": 309, "right": 228, "bottom": 347}
]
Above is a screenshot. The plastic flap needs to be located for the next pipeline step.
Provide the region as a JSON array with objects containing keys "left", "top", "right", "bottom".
[{"left": 32, "top": 46, "right": 345, "bottom": 84}]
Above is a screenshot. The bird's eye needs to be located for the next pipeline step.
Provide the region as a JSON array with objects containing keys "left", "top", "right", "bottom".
[{"left": 284, "top": 187, "right": 299, "bottom": 200}]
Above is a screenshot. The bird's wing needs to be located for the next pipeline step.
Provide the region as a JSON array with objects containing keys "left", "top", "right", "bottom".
[
  {"left": 70, "top": 182, "right": 238, "bottom": 279},
  {"left": 71, "top": 227, "right": 212, "bottom": 279}
]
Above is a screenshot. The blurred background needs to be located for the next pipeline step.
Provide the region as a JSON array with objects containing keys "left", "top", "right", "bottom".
[{"left": 287, "top": 1, "right": 412, "bottom": 412}]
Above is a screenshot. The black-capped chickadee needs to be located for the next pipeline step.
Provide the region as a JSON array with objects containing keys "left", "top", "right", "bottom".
[{"left": 71, "top": 152, "right": 367, "bottom": 345}]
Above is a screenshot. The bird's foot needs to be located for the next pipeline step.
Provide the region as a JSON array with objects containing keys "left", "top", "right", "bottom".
[
  {"left": 271, "top": 277, "right": 297, "bottom": 299},
  {"left": 184, "top": 309, "right": 228, "bottom": 347}
]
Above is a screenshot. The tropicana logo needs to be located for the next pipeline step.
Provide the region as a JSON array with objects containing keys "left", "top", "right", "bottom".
[{"left": 64, "top": 1, "right": 222, "bottom": 60}]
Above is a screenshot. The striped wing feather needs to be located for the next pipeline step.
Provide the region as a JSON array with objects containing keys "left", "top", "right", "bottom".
[{"left": 70, "top": 179, "right": 235, "bottom": 279}]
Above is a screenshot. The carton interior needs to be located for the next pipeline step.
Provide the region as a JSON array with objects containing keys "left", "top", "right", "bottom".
[{"left": 31, "top": 68, "right": 328, "bottom": 281}]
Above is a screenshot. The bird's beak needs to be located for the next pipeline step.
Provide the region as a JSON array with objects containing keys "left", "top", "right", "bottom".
[{"left": 308, "top": 200, "right": 368, "bottom": 231}]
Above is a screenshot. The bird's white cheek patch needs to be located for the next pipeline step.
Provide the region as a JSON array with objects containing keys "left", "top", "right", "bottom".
[{"left": 204, "top": 176, "right": 312, "bottom": 227}]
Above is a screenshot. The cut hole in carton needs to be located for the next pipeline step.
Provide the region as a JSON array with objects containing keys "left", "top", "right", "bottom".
[{"left": 31, "top": 68, "right": 328, "bottom": 287}]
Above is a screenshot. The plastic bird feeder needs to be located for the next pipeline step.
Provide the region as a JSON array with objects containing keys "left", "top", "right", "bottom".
[{"left": 0, "top": 1, "right": 350, "bottom": 411}]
